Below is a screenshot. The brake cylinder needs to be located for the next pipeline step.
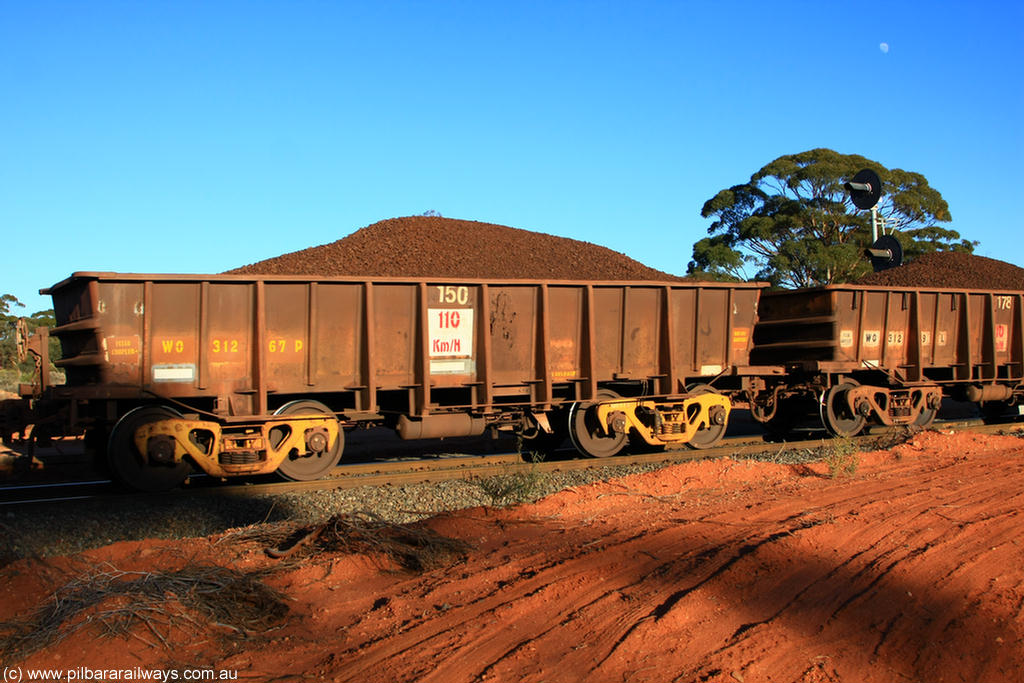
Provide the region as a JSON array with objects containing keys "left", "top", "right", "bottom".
[
  {"left": 396, "top": 414, "right": 486, "bottom": 440},
  {"left": 965, "top": 384, "right": 1014, "bottom": 403}
]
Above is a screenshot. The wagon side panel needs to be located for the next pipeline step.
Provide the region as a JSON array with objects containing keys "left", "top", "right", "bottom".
[
  {"left": 696, "top": 287, "right": 744, "bottom": 377},
  {"left": 95, "top": 280, "right": 144, "bottom": 387},
  {"left": 203, "top": 283, "right": 254, "bottom": 398},
  {"left": 591, "top": 287, "right": 624, "bottom": 381},
  {"left": 621, "top": 286, "right": 660, "bottom": 379},
  {"left": 728, "top": 287, "right": 760, "bottom": 368},
  {"left": 546, "top": 286, "right": 583, "bottom": 383},
  {"left": 312, "top": 282, "right": 362, "bottom": 390},
  {"left": 147, "top": 282, "right": 201, "bottom": 390},
  {"left": 489, "top": 285, "right": 538, "bottom": 390},
  {"left": 373, "top": 284, "right": 419, "bottom": 389}
]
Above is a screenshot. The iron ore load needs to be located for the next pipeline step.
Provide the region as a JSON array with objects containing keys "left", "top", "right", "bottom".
[{"left": 4, "top": 216, "right": 1024, "bottom": 491}]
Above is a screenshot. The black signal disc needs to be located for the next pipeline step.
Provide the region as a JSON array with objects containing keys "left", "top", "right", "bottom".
[
  {"left": 869, "top": 235, "right": 903, "bottom": 272},
  {"left": 848, "top": 169, "right": 882, "bottom": 210}
]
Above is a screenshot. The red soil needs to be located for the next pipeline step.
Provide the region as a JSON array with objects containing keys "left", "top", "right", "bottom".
[
  {"left": 3, "top": 430, "right": 1023, "bottom": 682},
  {"left": 227, "top": 216, "right": 682, "bottom": 281}
]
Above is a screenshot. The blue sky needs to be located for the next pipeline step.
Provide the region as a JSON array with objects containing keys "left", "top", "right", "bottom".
[{"left": 2, "top": 1, "right": 1022, "bottom": 314}]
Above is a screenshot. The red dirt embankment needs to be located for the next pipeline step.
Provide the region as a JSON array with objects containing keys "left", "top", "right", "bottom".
[
  {"left": 228, "top": 215, "right": 682, "bottom": 281},
  {"left": 3, "top": 430, "right": 1022, "bottom": 682}
]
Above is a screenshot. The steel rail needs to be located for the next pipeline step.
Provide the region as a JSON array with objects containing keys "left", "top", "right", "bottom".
[{"left": 4, "top": 417, "right": 1020, "bottom": 507}]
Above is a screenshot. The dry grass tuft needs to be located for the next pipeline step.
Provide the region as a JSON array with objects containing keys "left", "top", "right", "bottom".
[
  {"left": 864, "top": 425, "right": 918, "bottom": 451},
  {"left": 0, "top": 564, "right": 288, "bottom": 663},
  {"left": 266, "top": 511, "right": 472, "bottom": 571}
]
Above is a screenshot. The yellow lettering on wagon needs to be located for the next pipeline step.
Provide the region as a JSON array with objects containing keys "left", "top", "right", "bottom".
[
  {"left": 212, "top": 339, "right": 241, "bottom": 353},
  {"left": 160, "top": 339, "right": 186, "bottom": 354},
  {"left": 103, "top": 335, "right": 140, "bottom": 360},
  {"left": 267, "top": 338, "right": 305, "bottom": 356}
]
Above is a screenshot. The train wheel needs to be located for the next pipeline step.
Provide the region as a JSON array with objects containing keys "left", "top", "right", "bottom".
[
  {"left": 914, "top": 405, "right": 938, "bottom": 428},
  {"left": 274, "top": 400, "right": 344, "bottom": 481},
  {"left": 912, "top": 390, "right": 942, "bottom": 428},
  {"left": 685, "top": 384, "right": 728, "bottom": 449},
  {"left": 568, "top": 389, "right": 628, "bottom": 458},
  {"left": 820, "top": 382, "right": 866, "bottom": 438},
  {"left": 108, "top": 405, "right": 194, "bottom": 492}
]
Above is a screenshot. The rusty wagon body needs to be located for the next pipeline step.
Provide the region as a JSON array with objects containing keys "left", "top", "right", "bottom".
[
  {"left": 748, "top": 285, "right": 1024, "bottom": 436},
  {"left": 18, "top": 272, "right": 766, "bottom": 489},
  {"left": 10, "top": 272, "right": 1024, "bottom": 490}
]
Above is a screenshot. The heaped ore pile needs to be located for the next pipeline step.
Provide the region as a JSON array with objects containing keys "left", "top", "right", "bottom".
[
  {"left": 228, "top": 216, "right": 681, "bottom": 281},
  {"left": 856, "top": 251, "right": 1024, "bottom": 290}
]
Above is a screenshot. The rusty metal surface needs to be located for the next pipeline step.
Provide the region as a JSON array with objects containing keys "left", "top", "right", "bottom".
[
  {"left": 753, "top": 286, "right": 1024, "bottom": 385},
  {"left": 44, "top": 273, "right": 765, "bottom": 420}
]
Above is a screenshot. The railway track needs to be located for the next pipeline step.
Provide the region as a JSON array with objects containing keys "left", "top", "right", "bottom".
[{"left": 3, "top": 417, "right": 1021, "bottom": 507}]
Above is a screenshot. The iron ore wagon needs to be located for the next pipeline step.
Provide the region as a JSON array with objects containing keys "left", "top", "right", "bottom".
[
  {"left": 9, "top": 270, "right": 1024, "bottom": 492},
  {"left": 17, "top": 272, "right": 765, "bottom": 490},
  {"left": 748, "top": 284, "right": 1024, "bottom": 436}
]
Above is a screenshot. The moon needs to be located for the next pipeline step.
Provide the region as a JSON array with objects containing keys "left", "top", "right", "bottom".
[{"left": 879, "top": 42, "right": 890, "bottom": 54}]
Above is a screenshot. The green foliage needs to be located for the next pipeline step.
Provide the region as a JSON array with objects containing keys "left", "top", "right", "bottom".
[
  {"left": 0, "top": 295, "right": 27, "bottom": 374},
  {"left": 0, "top": 293, "right": 62, "bottom": 390},
  {"left": 473, "top": 452, "right": 549, "bottom": 506},
  {"left": 822, "top": 436, "right": 860, "bottom": 478},
  {"left": 688, "top": 149, "right": 977, "bottom": 287}
]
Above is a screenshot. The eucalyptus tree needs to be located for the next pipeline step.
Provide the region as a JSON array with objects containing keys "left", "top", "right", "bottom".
[{"left": 688, "top": 148, "right": 974, "bottom": 287}]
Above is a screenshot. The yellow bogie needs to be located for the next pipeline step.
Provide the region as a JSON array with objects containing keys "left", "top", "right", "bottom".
[
  {"left": 133, "top": 416, "right": 341, "bottom": 478},
  {"left": 594, "top": 393, "right": 731, "bottom": 448}
]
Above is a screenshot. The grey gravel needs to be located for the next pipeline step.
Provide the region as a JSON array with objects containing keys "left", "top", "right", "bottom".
[
  {"left": 1, "top": 461, "right": 665, "bottom": 563},
  {"left": 1, "top": 422, "right": 900, "bottom": 565}
]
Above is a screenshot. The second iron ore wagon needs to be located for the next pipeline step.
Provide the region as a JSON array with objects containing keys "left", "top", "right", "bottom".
[{"left": 749, "top": 284, "right": 1024, "bottom": 436}]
